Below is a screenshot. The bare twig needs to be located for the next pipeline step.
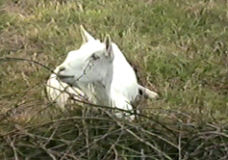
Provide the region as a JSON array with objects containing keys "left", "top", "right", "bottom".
[{"left": 5, "top": 136, "right": 19, "bottom": 160}]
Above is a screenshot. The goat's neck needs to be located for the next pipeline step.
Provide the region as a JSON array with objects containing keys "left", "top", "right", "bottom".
[
  {"left": 76, "top": 66, "right": 113, "bottom": 106},
  {"left": 99, "top": 65, "right": 113, "bottom": 98}
]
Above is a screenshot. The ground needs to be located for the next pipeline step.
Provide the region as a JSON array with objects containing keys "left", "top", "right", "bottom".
[{"left": 0, "top": 0, "right": 228, "bottom": 159}]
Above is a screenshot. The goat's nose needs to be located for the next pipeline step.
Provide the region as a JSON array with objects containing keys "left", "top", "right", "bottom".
[{"left": 59, "top": 66, "right": 66, "bottom": 72}]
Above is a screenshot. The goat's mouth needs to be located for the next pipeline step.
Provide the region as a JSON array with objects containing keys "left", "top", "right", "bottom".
[{"left": 57, "top": 74, "right": 74, "bottom": 79}]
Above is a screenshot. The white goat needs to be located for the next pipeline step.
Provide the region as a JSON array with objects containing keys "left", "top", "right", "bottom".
[{"left": 46, "top": 25, "right": 158, "bottom": 120}]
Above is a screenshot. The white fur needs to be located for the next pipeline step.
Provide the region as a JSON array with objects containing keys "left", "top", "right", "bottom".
[
  {"left": 46, "top": 67, "right": 86, "bottom": 111},
  {"left": 46, "top": 25, "right": 158, "bottom": 120},
  {"left": 56, "top": 36, "right": 137, "bottom": 120}
]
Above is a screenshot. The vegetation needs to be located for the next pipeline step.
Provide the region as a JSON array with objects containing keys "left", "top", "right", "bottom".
[{"left": 0, "top": 0, "right": 228, "bottom": 159}]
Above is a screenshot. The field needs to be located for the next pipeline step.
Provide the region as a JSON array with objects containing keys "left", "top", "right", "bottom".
[{"left": 0, "top": 0, "right": 228, "bottom": 159}]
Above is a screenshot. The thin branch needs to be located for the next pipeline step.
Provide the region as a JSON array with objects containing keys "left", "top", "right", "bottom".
[{"left": 5, "top": 136, "right": 19, "bottom": 160}]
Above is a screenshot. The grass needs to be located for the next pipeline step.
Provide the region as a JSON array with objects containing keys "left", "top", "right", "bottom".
[{"left": 0, "top": 0, "right": 228, "bottom": 159}]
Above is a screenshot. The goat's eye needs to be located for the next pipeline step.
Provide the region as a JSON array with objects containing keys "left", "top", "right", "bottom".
[{"left": 91, "top": 54, "right": 100, "bottom": 60}]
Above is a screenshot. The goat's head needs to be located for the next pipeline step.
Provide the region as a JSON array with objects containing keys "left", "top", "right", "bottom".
[{"left": 57, "top": 25, "right": 114, "bottom": 85}]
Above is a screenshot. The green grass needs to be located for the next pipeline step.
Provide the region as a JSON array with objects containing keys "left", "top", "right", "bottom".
[{"left": 0, "top": 0, "right": 228, "bottom": 159}]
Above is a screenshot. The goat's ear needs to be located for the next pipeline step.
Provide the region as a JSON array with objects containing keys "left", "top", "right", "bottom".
[
  {"left": 104, "top": 34, "right": 113, "bottom": 58},
  {"left": 80, "top": 25, "right": 95, "bottom": 44}
]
